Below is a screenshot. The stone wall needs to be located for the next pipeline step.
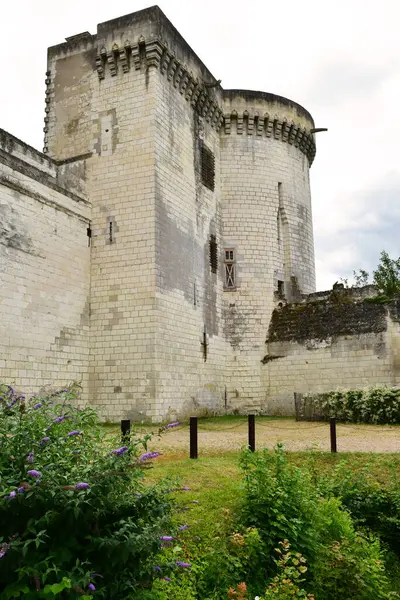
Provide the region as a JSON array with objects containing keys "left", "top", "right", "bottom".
[
  {"left": 0, "top": 129, "right": 91, "bottom": 399},
  {"left": 262, "top": 292, "right": 400, "bottom": 415}
]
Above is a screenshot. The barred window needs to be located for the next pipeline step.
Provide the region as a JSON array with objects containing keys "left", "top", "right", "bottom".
[
  {"left": 209, "top": 235, "right": 218, "bottom": 274},
  {"left": 224, "top": 248, "right": 236, "bottom": 289},
  {"left": 200, "top": 142, "right": 215, "bottom": 191}
]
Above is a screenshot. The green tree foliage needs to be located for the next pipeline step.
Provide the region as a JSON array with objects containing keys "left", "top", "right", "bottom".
[{"left": 352, "top": 250, "right": 400, "bottom": 297}]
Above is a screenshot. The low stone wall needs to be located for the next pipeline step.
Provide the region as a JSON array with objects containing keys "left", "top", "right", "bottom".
[{"left": 262, "top": 291, "right": 400, "bottom": 415}]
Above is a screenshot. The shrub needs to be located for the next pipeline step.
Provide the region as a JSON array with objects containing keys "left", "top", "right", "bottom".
[
  {"left": 0, "top": 384, "right": 174, "bottom": 599},
  {"left": 240, "top": 445, "right": 397, "bottom": 600},
  {"left": 319, "top": 459, "right": 400, "bottom": 556},
  {"left": 303, "top": 386, "right": 400, "bottom": 424}
]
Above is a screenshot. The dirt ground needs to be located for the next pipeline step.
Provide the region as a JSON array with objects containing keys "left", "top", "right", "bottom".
[{"left": 137, "top": 418, "right": 400, "bottom": 456}]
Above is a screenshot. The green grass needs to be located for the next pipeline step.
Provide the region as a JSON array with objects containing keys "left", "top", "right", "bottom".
[{"left": 144, "top": 450, "right": 400, "bottom": 538}]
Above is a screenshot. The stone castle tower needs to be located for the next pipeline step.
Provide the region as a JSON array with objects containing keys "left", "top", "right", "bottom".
[{"left": 0, "top": 6, "right": 316, "bottom": 422}]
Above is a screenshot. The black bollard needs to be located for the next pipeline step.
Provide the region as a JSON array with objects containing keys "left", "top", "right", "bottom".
[
  {"left": 190, "top": 416, "right": 198, "bottom": 459},
  {"left": 121, "top": 419, "right": 131, "bottom": 443},
  {"left": 248, "top": 414, "right": 255, "bottom": 452},
  {"left": 330, "top": 417, "right": 337, "bottom": 453}
]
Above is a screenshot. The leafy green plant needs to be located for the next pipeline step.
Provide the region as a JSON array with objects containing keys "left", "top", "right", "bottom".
[
  {"left": 0, "top": 383, "right": 175, "bottom": 598},
  {"left": 239, "top": 445, "right": 398, "bottom": 600},
  {"left": 303, "top": 386, "right": 400, "bottom": 424}
]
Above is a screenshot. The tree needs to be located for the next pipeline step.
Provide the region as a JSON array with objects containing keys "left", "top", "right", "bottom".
[
  {"left": 372, "top": 250, "right": 400, "bottom": 297},
  {"left": 351, "top": 251, "right": 400, "bottom": 298}
]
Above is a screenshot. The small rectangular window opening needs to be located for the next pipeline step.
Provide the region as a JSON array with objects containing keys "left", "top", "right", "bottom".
[
  {"left": 87, "top": 226, "right": 92, "bottom": 247},
  {"left": 224, "top": 248, "right": 236, "bottom": 289},
  {"left": 109, "top": 222, "right": 113, "bottom": 244},
  {"left": 209, "top": 235, "right": 218, "bottom": 274},
  {"left": 200, "top": 142, "right": 215, "bottom": 191},
  {"left": 277, "top": 280, "right": 284, "bottom": 299}
]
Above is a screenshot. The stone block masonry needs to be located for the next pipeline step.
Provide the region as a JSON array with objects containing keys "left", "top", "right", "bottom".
[
  {"left": 263, "top": 291, "right": 400, "bottom": 415},
  {"left": 0, "top": 129, "right": 91, "bottom": 400},
  {"left": 0, "top": 6, "right": 322, "bottom": 421}
]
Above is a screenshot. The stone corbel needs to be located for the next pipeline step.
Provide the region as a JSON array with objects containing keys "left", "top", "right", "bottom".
[
  {"left": 95, "top": 47, "right": 107, "bottom": 80},
  {"left": 167, "top": 57, "right": 178, "bottom": 81},
  {"left": 146, "top": 39, "right": 164, "bottom": 68},
  {"left": 224, "top": 114, "right": 231, "bottom": 134},
  {"left": 237, "top": 112, "right": 244, "bottom": 134},
  {"left": 190, "top": 84, "right": 202, "bottom": 108},
  {"left": 248, "top": 114, "right": 254, "bottom": 135},
  {"left": 106, "top": 43, "right": 119, "bottom": 76},
  {"left": 295, "top": 128, "right": 305, "bottom": 148},
  {"left": 281, "top": 119, "right": 289, "bottom": 142},
  {"left": 160, "top": 49, "right": 171, "bottom": 75},
  {"left": 131, "top": 43, "right": 141, "bottom": 70},
  {"left": 174, "top": 63, "right": 185, "bottom": 88},
  {"left": 180, "top": 70, "right": 190, "bottom": 94},
  {"left": 184, "top": 75, "right": 196, "bottom": 101},
  {"left": 265, "top": 115, "right": 273, "bottom": 137},
  {"left": 274, "top": 117, "right": 282, "bottom": 140},
  {"left": 256, "top": 114, "right": 264, "bottom": 136},
  {"left": 203, "top": 96, "right": 213, "bottom": 120},
  {"left": 215, "top": 111, "right": 224, "bottom": 131},
  {"left": 288, "top": 122, "right": 297, "bottom": 145},
  {"left": 119, "top": 41, "right": 131, "bottom": 73}
]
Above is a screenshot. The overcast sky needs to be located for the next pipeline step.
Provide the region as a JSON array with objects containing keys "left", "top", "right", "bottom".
[{"left": 1, "top": 0, "right": 399, "bottom": 290}]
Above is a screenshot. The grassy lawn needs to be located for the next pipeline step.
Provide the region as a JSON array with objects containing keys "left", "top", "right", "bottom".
[{"left": 144, "top": 450, "right": 400, "bottom": 538}]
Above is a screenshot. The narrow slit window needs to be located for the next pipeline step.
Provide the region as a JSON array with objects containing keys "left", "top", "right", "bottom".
[
  {"left": 109, "top": 222, "right": 113, "bottom": 243},
  {"left": 209, "top": 235, "right": 218, "bottom": 274},
  {"left": 224, "top": 248, "right": 236, "bottom": 289}
]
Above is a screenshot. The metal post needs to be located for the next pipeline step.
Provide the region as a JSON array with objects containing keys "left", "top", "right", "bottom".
[
  {"left": 121, "top": 419, "right": 131, "bottom": 443},
  {"left": 248, "top": 414, "right": 255, "bottom": 452},
  {"left": 190, "top": 416, "right": 198, "bottom": 459},
  {"left": 330, "top": 417, "right": 337, "bottom": 453}
]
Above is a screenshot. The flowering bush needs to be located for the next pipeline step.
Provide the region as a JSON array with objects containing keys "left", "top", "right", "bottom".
[
  {"left": 0, "top": 384, "right": 174, "bottom": 598},
  {"left": 303, "top": 386, "right": 400, "bottom": 424}
]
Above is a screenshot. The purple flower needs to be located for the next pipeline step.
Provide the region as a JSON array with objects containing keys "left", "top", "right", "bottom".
[
  {"left": 27, "top": 452, "right": 34, "bottom": 463},
  {"left": 91, "top": 573, "right": 102, "bottom": 579},
  {"left": 33, "top": 402, "right": 43, "bottom": 410},
  {"left": 39, "top": 437, "right": 50, "bottom": 445},
  {"left": 17, "top": 487, "right": 25, "bottom": 494},
  {"left": 0, "top": 552, "right": 5, "bottom": 559},
  {"left": 166, "top": 421, "right": 180, "bottom": 429},
  {"left": 160, "top": 536, "right": 174, "bottom": 542},
  {"left": 67, "top": 430, "right": 81, "bottom": 437},
  {"left": 73, "top": 450, "right": 81, "bottom": 455},
  {"left": 74, "top": 482, "right": 90, "bottom": 490},
  {"left": 54, "top": 416, "right": 65, "bottom": 424},
  {"left": 9, "top": 491, "right": 16, "bottom": 499},
  {"left": 139, "top": 451, "right": 162, "bottom": 461},
  {"left": 154, "top": 566, "right": 161, "bottom": 572},
  {"left": 27, "top": 470, "right": 41, "bottom": 478},
  {"left": 163, "top": 577, "right": 172, "bottom": 582},
  {"left": 112, "top": 446, "right": 129, "bottom": 456},
  {"left": 182, "top": 487, "right": 191, "bottom": 491},
  {"left": 176, "top": 561, "right": 191, "bottom": 568},
  {"left": 7, "top": 399, "right": 17, "bottom": 409},
  {"left": 179, "top": 525, "right": 189, "bottom": 531},
  {"left": 87, "top": 583, "right": 96, "bottom": 591}
]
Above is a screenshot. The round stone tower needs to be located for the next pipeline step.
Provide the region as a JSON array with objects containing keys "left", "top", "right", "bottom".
[{"left": 220, "top": 90, "right": 316, "bottom": 411}]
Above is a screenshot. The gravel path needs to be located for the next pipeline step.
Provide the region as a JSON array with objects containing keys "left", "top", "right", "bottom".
[{"left": 140, "top": 419, "right": 400, "bottom": 455}]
